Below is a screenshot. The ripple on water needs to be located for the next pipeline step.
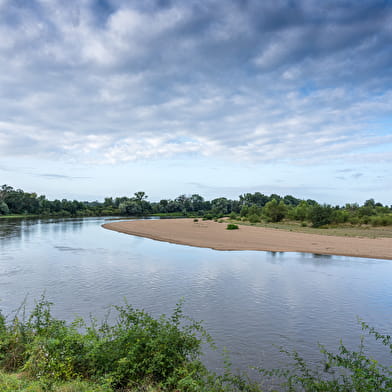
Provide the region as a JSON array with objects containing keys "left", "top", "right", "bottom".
[{"left": 0, "top": 217, "right": 392, "bottom": 373}]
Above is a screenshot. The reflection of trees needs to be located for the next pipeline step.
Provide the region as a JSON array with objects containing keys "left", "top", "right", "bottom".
[
  {"left": 0, "top": 218, "right": 25, "bottom": 241},
  {"left": 0, "top": 218, "right": 88, "bottom": 248}
]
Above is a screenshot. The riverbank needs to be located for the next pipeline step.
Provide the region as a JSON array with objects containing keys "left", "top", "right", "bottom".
[{"left": 103, "top": 218, "right": 392, "bottom": 260}]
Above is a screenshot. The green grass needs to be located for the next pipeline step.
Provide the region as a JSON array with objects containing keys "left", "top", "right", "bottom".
[
  {"left": 228, "top": 219, "right": 392, "bottom": 238},
  {"left": 0, "top": 371, "right": 111, "bottom": 392},
  {"left": 0, "top": 214, "right": 41, "bottom": 219},
  {"left": 150, "top": 212, "right": 187, "bottom": 217}
]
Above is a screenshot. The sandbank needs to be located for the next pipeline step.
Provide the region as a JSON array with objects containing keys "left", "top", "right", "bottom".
[{"left": 102, "top": 219, "right": 392, "bottom": 260}]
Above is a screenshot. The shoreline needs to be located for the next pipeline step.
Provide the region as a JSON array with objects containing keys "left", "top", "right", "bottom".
[{"left": 102, "top": 218, "right": 392, "bottom": 260}]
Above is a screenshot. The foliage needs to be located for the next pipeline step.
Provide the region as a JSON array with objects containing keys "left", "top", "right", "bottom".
[
  {"left": 309, "top": 204, "right": 333, "bottom": 228},
  {"left": 259, "top": 320, "right": 392, "bottom": 391},
  {"left": 263, "top": 199, "right": 287, "bottom": 222},
  {"left": 0, "top": 371, "right": 110, "bottom": 392},
  {"left": 289, "top": 201, "right": 309, "bottom": 221},
  {"left": 248, "top": 214, "right": 261, "bottom": 224},
  {"left": 226, "top": 224, "right": 239, "bottom": 230},
  {"left": 229, "top": 212, "right": 237, "bottom": 220},
  {"left": 0, "top": 296, "right": 262, "bottom": 392},
  {"left": 0, "top": 201, "right": 9, "bottom": 215},
  {"left": 1, "top": 184, "right": 392, "bottom": 227},
  {"left": 248, "top": 205, "right": 262, "bottom": 217},
  {"left": 1, "top": 298, "right": 392, "bottom": 391}
]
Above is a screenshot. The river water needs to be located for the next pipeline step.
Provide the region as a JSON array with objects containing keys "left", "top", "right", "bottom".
[{"left": 0, "top": 216, "right": 391, "bottom": 377}]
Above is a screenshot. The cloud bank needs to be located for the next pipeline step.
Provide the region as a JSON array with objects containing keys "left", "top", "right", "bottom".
[{"left": 0, "top": 0, "right": 391, "bottom": 164}]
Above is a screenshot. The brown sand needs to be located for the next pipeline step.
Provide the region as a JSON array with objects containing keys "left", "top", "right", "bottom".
[{"left": 102, "top": 219, "right": 392, "bottom": 260}]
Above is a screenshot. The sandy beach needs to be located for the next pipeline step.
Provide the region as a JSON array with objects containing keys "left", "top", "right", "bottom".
[{"left": 102, "top": 218, "right": 392, "bottom": 260}]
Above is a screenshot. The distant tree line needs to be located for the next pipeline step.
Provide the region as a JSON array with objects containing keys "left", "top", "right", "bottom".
[{"left": 1, "top": 184, "right": 391, "bottom": 227}]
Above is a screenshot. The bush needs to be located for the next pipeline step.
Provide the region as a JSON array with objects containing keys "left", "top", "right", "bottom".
[
  {"left": 263, "top": 199, "right": 287, "bottom": 222},
  {"left": 260, "top": 320, "right": 392, "bottom": 391},
  {"left": 0, "top": 297, "right": 212, "bottom": 391},
  {"left": 229, "top": 212, "right": 237, "bottom": 220},
  {"left": 239, "top": 205, "right": 249, "bottom": 217},
  {"left": 248, "top": 214, "right": 260, "bottom": 224},
  {"left": 349, "top": 216, "right": 360, "bottom": 225},
  {"left": 1, "top": 298, "right": 392, "bottom": 391},
  {"left": 226, "top": 224, "right": 239, "bottom": 230},
  {"left": 370, "top": 215, "right": 392, "bottom": 226},
  {"left": 309, "top": 204, "right": 333, "bottom": 228}
]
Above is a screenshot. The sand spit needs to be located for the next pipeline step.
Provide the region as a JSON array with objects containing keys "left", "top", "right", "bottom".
[{"left": 102, "top": 219, "right": 392, "bottom": 260}]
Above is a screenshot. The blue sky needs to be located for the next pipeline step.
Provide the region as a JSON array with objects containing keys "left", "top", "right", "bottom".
[{"left": 0, "top": 0, "right": 391, "bottom": 205}]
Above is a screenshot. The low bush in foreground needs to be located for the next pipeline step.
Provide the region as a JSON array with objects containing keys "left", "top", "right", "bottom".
[
  {"left": 0, "top": 296, "right": 260, "bottom": 392},
  {"left": 260, "top": 320, "right": 392, "bottom": 391},
  {"left": 226, "top": 224, "right": 239, "bottom": 230},
  {"left": 0, "top": 297, "right": 392, "bottom": 391}
]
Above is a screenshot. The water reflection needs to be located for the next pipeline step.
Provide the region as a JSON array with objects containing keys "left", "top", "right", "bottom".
[{"left": 0, "top": 217, "right": 391, "bottom": 374}]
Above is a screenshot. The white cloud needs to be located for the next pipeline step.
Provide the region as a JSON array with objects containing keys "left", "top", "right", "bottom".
[{"left": 0, "top": 0, "right": 390, "bottom": 170}]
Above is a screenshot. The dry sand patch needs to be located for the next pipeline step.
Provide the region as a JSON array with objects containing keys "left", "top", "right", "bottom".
[{"left": 102, "top": 218, "right": 392, "bottom": 260}]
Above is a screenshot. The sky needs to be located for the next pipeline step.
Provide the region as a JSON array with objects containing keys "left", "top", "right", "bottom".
[{"left": 0, "top": 0, "right": 391, "bottom": 205}]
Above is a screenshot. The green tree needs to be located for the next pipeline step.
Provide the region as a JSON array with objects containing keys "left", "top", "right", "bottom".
[
  {"left": 292, "top": 200, "right": 309, "bottom": 221},
  {"left": 248, "top": 204, "right": 262, "bottom": 217},
  {"left": 119, "top": 200, "right": 142, "bottom": 216},
  {"left": 0, "top": 201, "right": 9, "bottom": 215},
  {"left": 240, "top": 205, "right": 249, "bottom": 217},
  {"left": 134, "top": 191, "right": 147, "bottom": 202},
  {"left": 309, "top": 204, "right": 333, "bottom": 228},
  {"left": 263, "top": 199, "right": 287, "bottom": 222},
  {"left": 211, "top": 197, "right": 230, "bottom": 215}
]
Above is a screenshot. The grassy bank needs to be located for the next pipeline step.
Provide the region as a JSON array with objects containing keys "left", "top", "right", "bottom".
[
  {"left": 0, "top": 371, "right": 111, "bottom": 392},
  {"left": 150, "top": 212, "right": 188, "bottom": 218},
  {"left": 0, "top": 214, "right": 41, "bottom": 219},
  {"left": 226, "top": 218, "right": 392, "bottom": 238}
]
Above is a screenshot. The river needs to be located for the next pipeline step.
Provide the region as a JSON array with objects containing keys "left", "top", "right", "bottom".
[{"left": 0, "top": 216, "right": 391, "bottom": 377}]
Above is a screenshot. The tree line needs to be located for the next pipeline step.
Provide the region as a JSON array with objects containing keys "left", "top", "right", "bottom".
[{"left": 1, "top": 184, "right": 391, "bottom": 227}]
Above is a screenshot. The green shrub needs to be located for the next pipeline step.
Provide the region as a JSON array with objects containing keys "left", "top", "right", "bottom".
[
  {"left": 2, "top": 297, "right": 392, "bottom": 392},
  {"left": 263, "top": 199, "right": 287, "bottom": 222},
  {"left": 309, "top": 204, "right": 333, "bottom": 228},
  {"left": 239, "top": 205, "right": 249, "bottom": 217},
  {"left": 229, "top": 212, "right": 237, "bottom": 220},
  {"left": 0, "top": 371, "right": 112, "bottom": 392},
  {"left": 371, "top": 215, "right": 392, "bottom": 226},
  {"left": 0, "top": 297, "right": 212, "bottom": 391},
  {"left": 248, "top": 214, "right": 260, "bottom": 224},
  {"left": 260, "top": 320, "right": 392, "bottom": 391},
  {"left": 226, "top": 224, "right": 239, "bottom": 230},
  {"left": 193, "top": 218, "right": 198, "bottom": 222}
]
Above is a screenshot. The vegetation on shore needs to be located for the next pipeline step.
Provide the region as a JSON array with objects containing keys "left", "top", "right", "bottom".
[
  {"left": 1, "top": 185, "right": 391, "bottom": 230},
  {"left": 1, "top": 297, "right": 391, "bottom": 391},
  {"left": 225, "top": 218, "right": 392, "bottom": 239}
]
